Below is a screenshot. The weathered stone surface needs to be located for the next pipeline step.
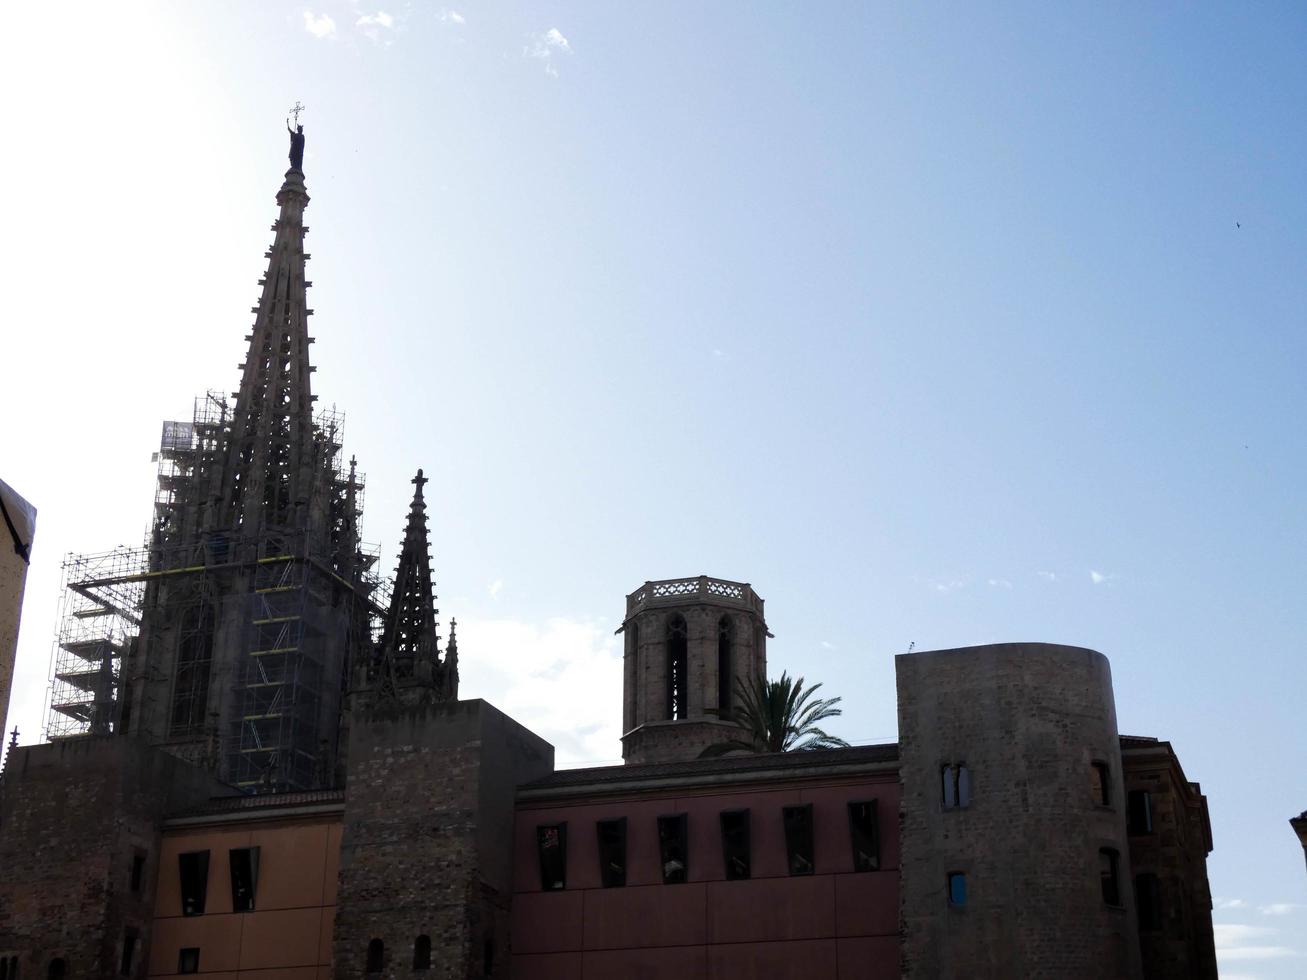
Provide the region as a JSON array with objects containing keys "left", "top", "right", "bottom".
[
  {"left": 1120, "top": 736, "right": 1218, "bottom": 979},
  {"left": 896, "top": 643, "right": 1142, "bottom": 980},
  {"left": 333, "top": 697, "right": 553, "bottom": 979},
  {"left": 620, "top": 578, "right": 768, "bottom": 765},
  {"left": 0, "top": 737, "right": 227, "bottom": 977}
]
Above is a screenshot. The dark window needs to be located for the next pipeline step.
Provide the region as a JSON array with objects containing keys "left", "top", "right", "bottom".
[
  {"left": 130, "top": 850, "right": 147, "bottom": 893},
  {"left": 848, "top": 799, "right": 880, "bottom": 871},
  {"left": 177, "top": 948, "right": 200, "bottom": 974},
  {"left": 536, "top": 823, "right": 567, "bottom": 890},
  {"left": 1100, "top": 848, "right": 1122, "bottom": 906},
  {"left": 666, "top": 615, "right": 688, "bottom": 720},
  {"left": 483, "top": 937, "right": 495, "bottom": 976},
  {"left": 48, "top": 958, "right": 66, "bottom": 980},
  {"left": 1091, "top": 762, "right": 1111, "bottom": 806},
  {"left": 1136, "top": 873, "right": 1161, "bottom": 931},
  {"left": 947, "top": 872, "right": 967, "bottom": 907},
  {"left": 229, "top": 847, "right": 260, "bottom": 912},
  {"left": 596, "top": 818, "right": 628, "bottom": 888},
  {"left": 178, "top": 850, "right": 210, "bottom": 916},
  {"left": 120, "top": 929, "right": 137, "bottom": 976},
  {"left": 720, "top": 810, "right": 751, "bottom": 880},
  {"left": 658, "top": 813, "right": 688, "bottom": 883},
  {"left": 1, "top": 957, "right": 7, "bottom": 980},
  {"left": 413, "top": 935, "right": 431, "bottom": 970},
  {"left": 717, "top": 617, "right": 732, "bottom": 717},
  {"left": 366, "top": 938, "right": 384, "bottom": 974},
  {"left": 782, "top": 804, "right": 814, "bottom": 875},
  {"left": 942, "top": 764, "right": 971, "bottom": 808},
  {"left": 1128, "top": 790, "right": 1153, "bottom": 835}
]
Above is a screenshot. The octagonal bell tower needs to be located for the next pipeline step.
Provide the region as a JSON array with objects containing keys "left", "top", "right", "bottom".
[{"left": 620, "top": 576, "right": 769, "bottom": 764}]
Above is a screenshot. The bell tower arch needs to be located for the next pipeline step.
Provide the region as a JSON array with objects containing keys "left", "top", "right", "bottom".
[{"left": 620, "top": 576, "right": 769, "bottom": 764}]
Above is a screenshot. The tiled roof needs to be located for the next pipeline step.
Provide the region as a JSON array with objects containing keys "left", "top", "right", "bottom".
[
  {"left": 522, "top": 743, "right": 899, "bottom": 792},
  {"left": 172, "top": 788, "right": 345, "bottom": 818}
]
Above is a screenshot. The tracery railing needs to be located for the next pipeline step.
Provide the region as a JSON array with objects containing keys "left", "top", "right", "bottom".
[{"left": 625, "top": 576, "right": 762, "bottom": 616}]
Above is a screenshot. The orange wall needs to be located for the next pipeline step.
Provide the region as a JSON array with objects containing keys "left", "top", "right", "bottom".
[
  {"left": 149, "top": 815, "right": 341, "bottom": 980},
  {"left": 512, "top": 774, "right": 900, "bottom": 979}
]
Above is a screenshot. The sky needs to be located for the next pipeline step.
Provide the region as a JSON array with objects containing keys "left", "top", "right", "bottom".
[{"left": 1, "top": 2, "right": 1305, "bottom": 973}]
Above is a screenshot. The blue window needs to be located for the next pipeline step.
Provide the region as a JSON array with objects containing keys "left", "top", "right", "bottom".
[{"left": 948, "top": 872, "right": 967, "bottom": 907}]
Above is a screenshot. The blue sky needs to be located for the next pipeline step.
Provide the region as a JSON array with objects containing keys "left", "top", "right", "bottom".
[{"left": 1, "top": 2, "right": 1304, "bottom": 972}]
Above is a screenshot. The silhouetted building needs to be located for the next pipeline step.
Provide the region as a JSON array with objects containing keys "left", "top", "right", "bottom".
[{"left": 0, "top": 136, "right": 1218, "bottom": 980}]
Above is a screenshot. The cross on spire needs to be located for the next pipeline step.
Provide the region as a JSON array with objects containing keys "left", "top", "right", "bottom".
[{"left": 290, "top": 101, "right": 306, "bottom": 125}]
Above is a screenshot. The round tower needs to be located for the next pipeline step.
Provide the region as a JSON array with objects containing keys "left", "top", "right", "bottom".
[{"left": 620, "top": 575, "right": 769, "bottom": 765}]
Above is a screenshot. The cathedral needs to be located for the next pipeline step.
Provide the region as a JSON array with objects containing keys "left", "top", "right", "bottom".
[{"left": 0, "top": 131, "right": 1217, "bottom": 980}]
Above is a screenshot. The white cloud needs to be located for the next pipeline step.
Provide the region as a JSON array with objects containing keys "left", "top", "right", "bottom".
[
  {"left": 820, "top": 640, "right": 837, "bottom": 650},
  {"left": 441, "top": 9, "right": 466, "bottom": 25},
  {"left": 488, "top": 578, "right": 503, "bottom": 599},
  {"left": 542, "top": 27, "right": 571, "bottom": 53},
  {"left": 1216, "top": 897, "right": 1249, "bottom": 910},
  {"left": 1215, "top": 922, "right": 1303, "bottom": 963},
  {"left": 457, "top": 615, "right": 623, "bottom": 767},
  {"left": 356, "top": 11, "right": 394, "bottom": 29},
  {"left": 1260, "top": 903, "right": 1307, "bottom": 916},
  {"left": 987, "top": 578, "right": 1012, "bottom": 589},
  {"left": 303, "top": 11, "right": 337, "bottom": 39},
  {"left": 527, "top": 27, "right": 573, "bottom": 75},
  {"left": 1038, "top": 570, "right": 1057, "bottom": 582},
  {"left": 1089, "top": 569, "right": 1114, "bottom": 585},
  {"left": 930, "top": 578, "right": 967, "bottom": 594}
]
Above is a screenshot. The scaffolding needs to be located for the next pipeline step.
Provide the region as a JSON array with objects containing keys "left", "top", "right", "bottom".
[
  {"left": 45, "top": 547, "right": 148, "bottom": 739},
  {"left": 44, "top": 394, "right": 387, "bottom": 797}
]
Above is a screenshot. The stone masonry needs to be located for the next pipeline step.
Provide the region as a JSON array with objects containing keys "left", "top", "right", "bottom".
[
  {"left": 334, "top": 698, "right": 553, "bottom": 979},
  {"left": 1120, "top": 736, "right": 1217, "bottom": 979},
  {"left": 0, "top": 737, "right": 227, "bottom": 978},
  {"left": 620, "top": 576, "right": 768, "bottom": 764},
  {"left": 896, "top": 643, "right": 1142, "bottom": 980}
]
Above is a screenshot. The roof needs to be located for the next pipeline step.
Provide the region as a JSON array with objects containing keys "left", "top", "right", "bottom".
[
  {"left": 520, "top": 744, "right": 899, "bottom": 799},
  {"left": 169, "top": 788, "right": 345, "bottom": 821}
]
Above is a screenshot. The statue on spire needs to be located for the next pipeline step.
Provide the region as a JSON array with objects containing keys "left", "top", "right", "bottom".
[{"left": 287, "top": 102, "right": 307, "bottom": 171}]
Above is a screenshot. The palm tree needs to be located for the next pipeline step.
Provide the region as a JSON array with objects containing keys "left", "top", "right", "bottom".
[{"left": 700, "top": 670, "right": 849, "bottom": 757}]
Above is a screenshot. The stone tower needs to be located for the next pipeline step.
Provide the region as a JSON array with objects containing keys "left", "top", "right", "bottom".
[
  {"left": 335, "top": 477, "right": 552, "bottom": 978},
  {"left": 896, "top": 643, "right": 1143, "bottom": 979},
  {"left": 620, "top": 575, "right": 769, "bottom": 764},
  {"left": 115, "top": 130, "right": 376, "bottom": 790}
]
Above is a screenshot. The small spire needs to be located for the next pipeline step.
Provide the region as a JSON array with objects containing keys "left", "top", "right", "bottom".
[
  {"left": 374, "top": 468, "right": 441, "bottom": 688},
  {"left": 8, "top": 726, "right": 17, "bottom": 748}
]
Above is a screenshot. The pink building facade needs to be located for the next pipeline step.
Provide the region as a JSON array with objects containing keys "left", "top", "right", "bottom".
[{"left": 510, "top": 747, "right": 900, "bottom": 980}]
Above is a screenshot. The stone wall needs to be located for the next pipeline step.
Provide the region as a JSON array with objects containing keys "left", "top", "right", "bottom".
[
  {"left": 333, "top": 698, "right": 553, "bottom": 979},
  {"left": 0, "top": 737, "right": 228, "bottom": 978},
  {"left": 622, "top": 598, "right": 767, "bottom": 765},
  {"left": 1120, "top": 737, "right": 1218, "bottom": 979},
  {"left": 896, "top": 643, "right": 1142, "bottom": 980}
]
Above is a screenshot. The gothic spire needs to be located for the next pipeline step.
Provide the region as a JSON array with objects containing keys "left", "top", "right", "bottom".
[
  {"left": 221, "top": 129, "right": 319, "bottom": 536},
  {"left": 377, "top": 470, "right": 440, "bottom": 682},
  {"left": 445, "top": 617, "right": 460, "bottom": 700}
]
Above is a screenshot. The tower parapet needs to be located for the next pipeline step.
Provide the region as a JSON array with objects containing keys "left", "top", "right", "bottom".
[{"left": 620, "top": 575, "right": 769, "bottom": 765}]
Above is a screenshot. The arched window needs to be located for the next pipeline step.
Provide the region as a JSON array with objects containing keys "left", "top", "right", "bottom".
[
  {"left": 666, "top": 615, "right": 688, "bottom": 720},
  {"left": 717, "top": 616, "right": 733, "bottom": 717},
  {"left": 366, "top": 939, "right": 384, "bottom": 974},
  {"left": 48, "top": 958, "right": 67, "bottom": 980},
  {"left": 412, "top": 935, "right": 431, "bottom": 970}
]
